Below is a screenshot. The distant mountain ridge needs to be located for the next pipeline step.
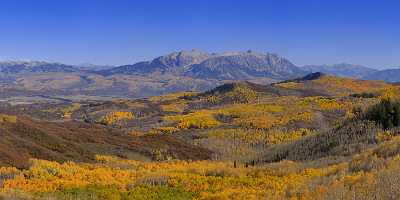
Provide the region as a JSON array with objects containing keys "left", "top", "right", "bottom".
[
  {"left": 363, "top": 68, "right": 400, "bottom": 83},
  {"left": 0, "top": 61, "right": 80, "bottom": 74},
  {"left": 0, "top": 50, "right": 399, "bottom": 98},
  {"left": 302, "top": 63, "right": 377, "bottom": 79}
]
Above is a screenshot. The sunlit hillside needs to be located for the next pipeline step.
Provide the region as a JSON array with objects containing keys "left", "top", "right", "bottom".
[{"left": 1, "top": 73, "right": 400, "bottom": 199}]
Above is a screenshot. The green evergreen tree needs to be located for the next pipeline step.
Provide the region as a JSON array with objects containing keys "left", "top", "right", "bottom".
[{"left": 365, "top": 99, "right": 400, "bottom": 129}]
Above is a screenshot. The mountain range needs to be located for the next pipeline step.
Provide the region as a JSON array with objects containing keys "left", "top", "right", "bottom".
[
  {"left": 0, "top": 50, "right": 399, "bottom": 98},
  {"left": 99, "top": 50, "right": 304, "bottom": 80},
  {"left": 363, "top": 68, "right": 400, "bottom": 82}
]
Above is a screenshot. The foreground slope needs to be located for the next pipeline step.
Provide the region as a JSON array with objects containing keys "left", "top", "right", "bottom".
[{"left": 0, "top": 115, "right": 211, "bottom": 168}]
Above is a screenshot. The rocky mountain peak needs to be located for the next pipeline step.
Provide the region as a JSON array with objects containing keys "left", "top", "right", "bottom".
[{"left": 151, "top": 49, "right": 210, "bottom": 68}]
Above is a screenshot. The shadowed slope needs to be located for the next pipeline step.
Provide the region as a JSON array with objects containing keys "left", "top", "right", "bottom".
[{"left": 0, "top": 116, "right": 212, "bottom": 168}]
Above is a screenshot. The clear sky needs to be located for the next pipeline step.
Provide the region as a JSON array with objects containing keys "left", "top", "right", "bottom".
[{"left": 0, "top": 0, "right": 398, "bottom": 68}]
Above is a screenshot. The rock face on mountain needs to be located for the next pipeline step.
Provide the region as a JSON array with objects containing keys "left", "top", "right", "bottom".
[
  {"left": 303, "top": 63, "right": 377, "bottom": 79},
  {"left": 0, "top": 61, "right": 80, "bottom": 74},
  {"left": 184, "top": 51, "right": 306, "bottom": 80},
  {"left": 102, "top": 49, "right": 211, "bottom": 75},
  {"left": 153, "top": 49, "right": 211, "bottom": 68},
  {"left": 363, "top": 68, "right": 400, "bottom": 83}
]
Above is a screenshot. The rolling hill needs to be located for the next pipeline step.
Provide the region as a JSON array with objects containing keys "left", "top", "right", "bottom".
[{"left": 275, "top": 72, "right": 389, "bottom": 96}]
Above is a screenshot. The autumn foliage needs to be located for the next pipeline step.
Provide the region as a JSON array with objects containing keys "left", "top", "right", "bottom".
[
  {"left": 0, "top": 114, "right": 17, "bottom": 123},
  {"left": 99, "top": 111, "right": 134, "bottom": 125},
  {"left": 2, "top": 75, "right": 400, "bottom": 199}
]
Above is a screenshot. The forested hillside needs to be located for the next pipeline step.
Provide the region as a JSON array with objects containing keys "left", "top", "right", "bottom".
[{"left": 1, "top": 73, "right": 400, "bottom": 199}]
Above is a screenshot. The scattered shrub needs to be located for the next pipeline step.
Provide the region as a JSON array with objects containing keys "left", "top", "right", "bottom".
[{"left": 0, "top": 114, "right": 17, "bottom": 123}]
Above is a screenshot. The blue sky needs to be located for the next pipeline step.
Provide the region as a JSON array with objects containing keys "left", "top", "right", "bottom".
[{"left": 0, "top": 0, "right": 398, "bottom": 68}]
